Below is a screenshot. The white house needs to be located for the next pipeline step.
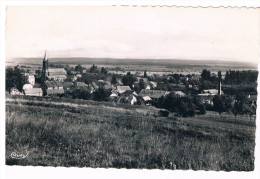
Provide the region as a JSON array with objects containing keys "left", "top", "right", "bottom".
[
  {"left": 28, "top": 75, "right": 35, "bottom": 85},
  {"left": 22, "top": 84, "right": 33, "bottom": 90}
]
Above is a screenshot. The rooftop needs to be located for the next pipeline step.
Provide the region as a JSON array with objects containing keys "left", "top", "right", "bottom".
[{"left": 139, "top": 89, "right": 166, "bottom": 99}]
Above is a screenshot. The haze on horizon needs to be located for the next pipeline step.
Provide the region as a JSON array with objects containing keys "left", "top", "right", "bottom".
[{"left": 6, "top": 6, "right": 260, "bottom": 63}]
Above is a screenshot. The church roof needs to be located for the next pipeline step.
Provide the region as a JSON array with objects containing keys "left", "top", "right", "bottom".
[{"left": 47, "top": 68, "right": 67, "bottom": 75}]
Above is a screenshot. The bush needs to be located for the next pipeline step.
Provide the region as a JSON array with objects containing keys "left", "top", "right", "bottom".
[
  {"left": 93, "top": 88, "right": 111, "bottom": 101},
  {"left": 158, "top": 110, "right": 169, "bottom": 117}
]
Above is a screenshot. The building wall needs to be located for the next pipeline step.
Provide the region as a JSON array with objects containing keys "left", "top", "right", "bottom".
[{"left": 28, "top": 75, "right": 35, "bottom": 85}]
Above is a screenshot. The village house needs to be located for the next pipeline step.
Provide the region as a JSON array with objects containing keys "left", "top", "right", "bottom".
[
  {"left": 43, "top": 81, "right": 64, "bottom": 96},
  {"left": 117, "top": 86, "right": 132, "bottom": 94},
  {"left": 75, "top": 74, "right": 82, "bottom": 79},
  {"left": 198, "top": 89, "right": 224, "bottom": 97},
  {"left": 63, "top": 82, "right": 74, "bottom": 92},
  {"left": 24, "top": 88, "right": 43, "bottom": 96},
  {"left": 65, "top": 75, "right": 77, "bottom": 82},
  {"left": 24, "top": 74, "right": 36, "bottom": 85},
  {"left": 103, "top": 84, "right": 116, "bottom": 90},
  {"left": 143, "top": 83, "right": 151, "bottom": 90},
  {"left": 141, "top": 96, "right": 152, "bottom": 105},
  {"left": 138, "top": 89, "right": 166, "bottom": 100},
  {"left": 23, "top": 83, "right": 33, "bottom": 90},
  {"left": 149, "top": 81, "right": 157, "bottom": 88},
  {"left": 110, "top": 92, "right": 118, "bottom": 100},
  {"left": 137, "top": 77, "right": 149, "bottom": 83},
  {"left": 22, "top": 83, "right": 44, "bottom": 96},
  {"left": 91, "top": 82, "right": 99, "bottom": 91},
  {"left": 118, "top": 92, "right": 137, "bottom": 105},
  {"left": 74, "top": 82, "right": 89, "bottom": 90}
]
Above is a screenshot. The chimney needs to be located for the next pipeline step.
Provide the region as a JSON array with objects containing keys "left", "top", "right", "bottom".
[{"left": 218, "top": 81, "right": 222, "bottom": 96}]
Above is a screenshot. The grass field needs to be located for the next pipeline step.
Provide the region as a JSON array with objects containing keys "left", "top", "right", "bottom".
[{"left": 5, "top": 96, "right": 256, "bottom": 171}]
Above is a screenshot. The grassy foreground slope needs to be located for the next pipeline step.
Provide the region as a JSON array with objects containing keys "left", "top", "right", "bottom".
[{"left": 6, "top": 97, "right": 255, "bottom": 171}]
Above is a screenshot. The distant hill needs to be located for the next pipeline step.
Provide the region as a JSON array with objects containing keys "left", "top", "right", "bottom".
[{"left": 6, "top": 57, "right": 258, "bottom": 71}]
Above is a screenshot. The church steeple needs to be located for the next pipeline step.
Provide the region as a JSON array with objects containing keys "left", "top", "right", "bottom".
[
  {"left": 41, "top": 50, "right": 48, "bottom": 82},
  {"left": 44, "top": 50, "right": 48, "bottom": 61}
]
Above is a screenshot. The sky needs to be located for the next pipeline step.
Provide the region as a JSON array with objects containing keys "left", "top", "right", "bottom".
[{"left": 5, "top": 6, "right": 260, "bottom": 63}]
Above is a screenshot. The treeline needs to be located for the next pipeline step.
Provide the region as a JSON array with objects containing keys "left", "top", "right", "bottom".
[
  {"left": 225, "top": 70, "right": 258, "bottom": 84},
  {"left": 152, "top": 92, "right": 256, "bottom": 119},
  {"left": 66, "top": 64, "right": 108, "bottom": 75},
  {"left": 153, "top": 93, "right": 206, "bottom": 117},
  {"left": 62, "top": 88, "right": 111, "bottom": 102},
  {"left": 222, "top": 83, "right": 257, "bottom": 96}
]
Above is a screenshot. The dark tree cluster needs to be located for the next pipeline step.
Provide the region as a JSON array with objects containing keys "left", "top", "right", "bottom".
[
  {"left": 111, "top": 74, "right": 118, "bottom": 85},
  {"left": 75, "top": 64, "right": 84, "bottom": 73},
  {"left": 153, "top": 93, "right": 205, "bottom": 117},
  {"left": 70, "top": 88, "right": 92, "bottom": 100},
  {"left": 122, "top": 72, "right": 137, "bottom": 87},
  {"left": 6, "top": 66, "right": 27, "bottom": 93},
  {"left": 201, "top": 69, "right": 211, "bottom": 81},
  {"left": 223, "top": 84, "right": 257, "bottom": 96},
  {"left": 212, "top": 95, "right": 233, "bottom": 115},
  {"left": 232, "top": 93, "right": 256, "bottom": 120},
  {"left": 168, "top": 74, "right": 181, "bottom": 84},
  {"left": 78, "top": 73, "right": 106, "bottom": 84},
  {"left": 64, "top": 87, "right": 111, "bottom": 102},
  {"left": 89, "top": 64, "right": 99, "bottom": 73},
  {"left": 225, "top": 70, "right": 258, "bottom": 84},
  {"left": 92, "top": 88, "right": 111, "bottom": 101}
]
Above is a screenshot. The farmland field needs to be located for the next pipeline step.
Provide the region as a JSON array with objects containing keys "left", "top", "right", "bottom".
[{"left": 6, "top": 96, "right": 255, "bottom": 171}]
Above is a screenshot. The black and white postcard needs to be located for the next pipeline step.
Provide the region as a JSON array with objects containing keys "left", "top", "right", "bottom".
[{"left": 1, "top": 1, "right": 260, "bottom": 179}]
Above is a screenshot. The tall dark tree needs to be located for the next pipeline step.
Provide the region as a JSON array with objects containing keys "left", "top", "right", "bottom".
[
  {"left": 232, "top": 102, "right": 239, "bottom": 120},
  {"left": 89, "top": 64, "right": 99, "bottom": 73},
  {"left": 218, "top": 71, "right": 222, "bottom": 81},
  {"left": 213, "top": 95, "right": 233, "bottom": 115},
  {"left": 75, "top": 64, "right": 83, "bottom": 73},
  {"left": 199, "top": 104, "right": 206, "bottom": 115},
  {"left": 201, "top": 69, "right": 211, "bottom": 81},
  {"left": 111, "top": 74, "right": 117, "bottom": 85},
  {"left": 144, "top": 70, "right": 148, "bottom": 78},
  {"left": 232, "top": 92, "right": 252, "bottom": 119},
  {"left": 101, "top": 67, "right": 108, "bottom": 74},
  {"left": 139, "top": 80, "right": 145, "bottom": 90}
]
